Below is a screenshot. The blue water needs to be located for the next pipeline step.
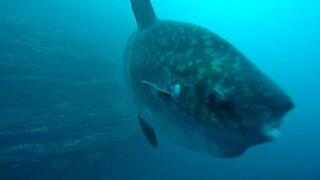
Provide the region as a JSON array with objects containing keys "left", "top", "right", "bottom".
[{"left": 0, "top": 0, "right": 319, "bottom": 179}]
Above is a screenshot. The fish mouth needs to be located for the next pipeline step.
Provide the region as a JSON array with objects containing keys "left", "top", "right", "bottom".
[{"left": 262, "top": 119, "right": 285, "bottom": 140}]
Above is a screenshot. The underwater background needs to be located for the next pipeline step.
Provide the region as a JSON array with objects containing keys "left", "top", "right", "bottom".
[{"left": 0, "top": 0, "right": 319, "bottom": 179}]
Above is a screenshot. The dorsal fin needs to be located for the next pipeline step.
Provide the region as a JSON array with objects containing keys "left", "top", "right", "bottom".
[{"left": 130, "top": 0, "right": 158, "bottom": 28}]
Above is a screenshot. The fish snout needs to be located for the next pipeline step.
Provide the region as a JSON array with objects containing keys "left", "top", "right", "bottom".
[
  {"left": 261, "top": 96, "right": 294, "bottom": 140},
  {"left": 272, "top": 96, "right": 294, "bottom": 119}
]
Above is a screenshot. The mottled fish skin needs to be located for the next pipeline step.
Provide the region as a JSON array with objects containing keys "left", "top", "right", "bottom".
[{"left": 124, "top": 7, "right": 294, "bottom": 157}]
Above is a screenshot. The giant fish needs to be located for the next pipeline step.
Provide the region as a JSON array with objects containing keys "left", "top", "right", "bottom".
[{"left": 123, "top": 0, "right": 294, "bottom": 157}]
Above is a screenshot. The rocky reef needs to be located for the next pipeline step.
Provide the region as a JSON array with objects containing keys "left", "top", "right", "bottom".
[{"left": 0, "top": 16, "right": 146, "bottom": 179}]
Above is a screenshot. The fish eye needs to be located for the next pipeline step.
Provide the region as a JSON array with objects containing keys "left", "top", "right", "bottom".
[
  {"left": 208, "top": 93, "right": 218, "bottom": 103},
  {"left": 207, "top": 91, "right": 224, "bottom": 108},
  {"left": 208, "top": 91, "right": 223, "bottom": 104}
]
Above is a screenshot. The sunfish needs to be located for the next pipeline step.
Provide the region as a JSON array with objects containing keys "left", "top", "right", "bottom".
[{"left": 123, "top": 0, "right": 294, "bottom": 157}]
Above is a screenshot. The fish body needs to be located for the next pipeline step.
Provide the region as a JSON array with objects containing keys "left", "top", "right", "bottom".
[{"left": 124, "top": 0, "right": 294, "bottom": 157}]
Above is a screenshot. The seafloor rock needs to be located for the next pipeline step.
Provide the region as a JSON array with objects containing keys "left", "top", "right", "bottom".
[{"left": 0, "top": 15, "right": 142, "bottom": 173}]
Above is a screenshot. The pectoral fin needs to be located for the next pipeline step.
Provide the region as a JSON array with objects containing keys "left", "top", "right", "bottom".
[
  {"left": 138, "top": 114, "right": 158, "bottom": 148},
  {"left": 141, "top": 80, "right": 171, "bottom": 99}
]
